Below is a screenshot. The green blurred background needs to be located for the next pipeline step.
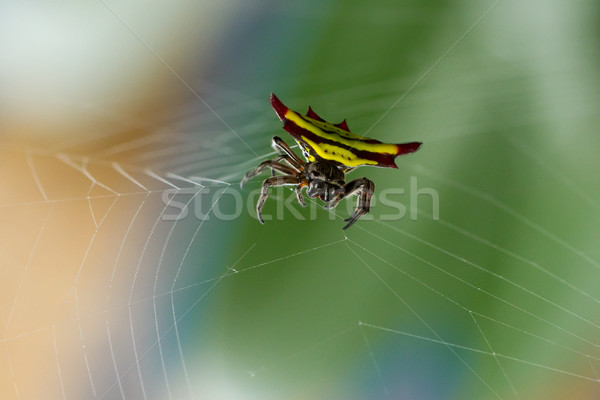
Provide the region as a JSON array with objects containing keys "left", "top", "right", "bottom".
[{"left": 1, "top": 0, "right": 599, "bottom": 399}]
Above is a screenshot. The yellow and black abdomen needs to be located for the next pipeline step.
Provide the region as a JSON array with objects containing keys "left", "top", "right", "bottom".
[{"left": 270, "top": 94, "right": 421, "bottom": 169}]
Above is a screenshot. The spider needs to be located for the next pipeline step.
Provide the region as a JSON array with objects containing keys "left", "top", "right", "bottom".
[{"left": 240, "top": 94, "right": 422, "bottom": 229}]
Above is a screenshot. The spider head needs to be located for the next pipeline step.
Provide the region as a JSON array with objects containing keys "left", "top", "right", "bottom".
[
  {"left": 304, "top": 162, "right": 345, "bottom": 203},
  {"left": 307, "top": 179, "right": 341, "bottom": 202}
]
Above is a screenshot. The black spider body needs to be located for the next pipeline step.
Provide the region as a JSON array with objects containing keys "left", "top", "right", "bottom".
[{"left": 240, "top": 95, "right": 421, "bottom": 229}]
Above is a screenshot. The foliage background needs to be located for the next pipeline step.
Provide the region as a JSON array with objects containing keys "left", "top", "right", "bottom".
[{"left": 1, "top": 1, "right": 599, "bottom": 399}]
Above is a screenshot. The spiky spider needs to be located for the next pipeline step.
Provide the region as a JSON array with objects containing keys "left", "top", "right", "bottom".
[{"left": 240, "top": 94, "right": 422, "bottom": 229}]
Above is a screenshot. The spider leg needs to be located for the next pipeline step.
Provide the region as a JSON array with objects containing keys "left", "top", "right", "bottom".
[
  {"left": 323, "top": 194, "right": 342, "bottom": 210},
  {"left": 256, "top": 175, "right": 304, "bottom": 224},
  {"left": 271, "top": 154, "right": 303, "bottom": 176},
  {"left": 295, "top": 182, "right": 307, "bottom": 207},
  {"left": 240, "top": 160, "right": 298, "bottom": 188},
  {"left": 271, "top": 136, "right": 304, "bottom": 169},
  {"left": 340, "top": 178, "right": 375, "bottom": 230}
]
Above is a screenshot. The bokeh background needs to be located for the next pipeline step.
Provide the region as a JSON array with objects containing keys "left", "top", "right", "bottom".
[{"left": 1, "top": 1, "right": 600, "bottom": 399}]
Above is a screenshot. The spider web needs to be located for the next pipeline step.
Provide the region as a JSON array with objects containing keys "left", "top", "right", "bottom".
[{"left": 2, "top": 1, "right": 600, "bottom": 399}]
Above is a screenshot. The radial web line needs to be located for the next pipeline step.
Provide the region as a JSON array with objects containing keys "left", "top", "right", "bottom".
[
  {"left": 58, "top": 154, "right": 119, "bottom": 196},
  {"left": 169, "top": 187, "right": 230, "bottom": 398},
  {"left": 98, "top": 236, "right": 348, "bottom": 398},
  {"left": 471, "top": 311, "right": 600, "bottom": 362},
  {"left": 469, "top": 311, "right": 520, "bottom": 399},
  {"left": 0, "top": 328, "right": 48, "bottom": 345},
  {"left": 168, "top": 240, "right": 257, "bottom": 396},
  {"left": 360, "top": 323, "right": 598, "bottom": 382},
  {"left": 124, "top": 187, "right": 203, "bottom": 400},
  {"left": 26, "top": 152, "right": 48, "bottom": 201},
  {"left": 361, "top": 0, "right": 500, "bottom": 137},
  {"left": 98, "top": 131, "right": 166, "bottom": 157},
  {"left": 113, "top": 162, "right": 150, "bottom": 191},
  {"left": 66, "top": 226, "right": 98, "bottom": 298},
  {"left": 101, "top": 187, "right": 203, "bottom": 399},
  {"left": 588, "top": 356, "right": 600, "bottom": 380},
  {"left": 249, "top": 325, "right": 358, "bottom": 377},
  {"left": 5, "top": 66, "right": 600, "bottom": 399},
  {"left": 151, "top": 187, "right": 227, "bottom": 400},
  {"left": 308, "top": 196, "right": 600, "bottom": 352},
  {"left": 52, "top": 324, "right": 67, "bottom": 400},
  {"left": 145, "top": 169, "right": 180, "bottom": 190},
  {"left": 0, "top": 233, "right": 347, "bottom": 371},
  {"left": 74, "top": 287, "right": 98, "bottom": 397},
  {"left": 350, "top": 225, "right": 600, "bottom": 351},
  {"left": 415, "top": 208, "right": 600, "bottom": 304},
  {"left": 345, "top": 242, "right": 503, "bottom": 399},
  {"left": 3, "top": 205, "right": 52, "bottom": 338},
  {"left": 96, "top": 196, "right": 120, "bottom": 228},
  {"left": 107, "top": 193, "right": 150, "bottom": 288},
  {"left": 166, "top": 172, "right": 204, "bottom": 187},
  {"left": 87, "top": 198, "right": 99, "bottom": 229},
  {"left": 105, "top": 320, "right": 126, "bottom": 400},
  {"left": 507, "top": 136, "right": 600, "bottom": 215},
  {"left": 98, "top": 0, "right": 259, "bottom": 157},
  {"left": 346, "top": 237, "right": 600, "bottom": 379},
  {"left": 415, "top": 165, "right": 600, "bottom": 270},
  {"left": 0, "top": 190, "right": 163, "bottom": 209},
  {"left": 373, "top": 220, "right": 600, "bottom": 330},
  {"left": 359, "top": 322, "right": 390, "bottom": 399},
  {"left": 101, "top": 237, "right": 347, "bottom": 315},
  {"left": 149, "top": 237, "right": 348, "bottom": 299},
  {"left": 356, "top": 223, "right": 600, "bottom": 362},
  {"left": 6, "top": 346, "right": 20, "bottom": 398},
  {"left": 85, "top": 162, "right": 120, "bottom": 230}
]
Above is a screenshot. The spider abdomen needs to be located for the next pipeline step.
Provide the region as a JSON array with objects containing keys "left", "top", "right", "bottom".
[{"left": 240, "top": 95, "right": 421, "bottom": 229}]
